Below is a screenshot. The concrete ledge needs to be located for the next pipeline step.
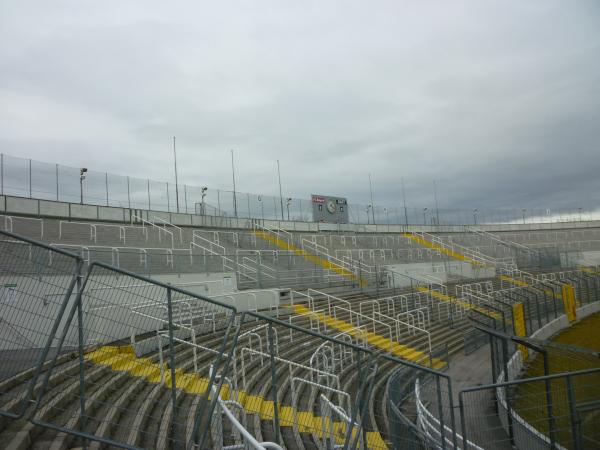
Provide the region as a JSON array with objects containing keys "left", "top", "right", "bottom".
[{"left": 2, "top": 194, "right": 600, "bottom": 234}]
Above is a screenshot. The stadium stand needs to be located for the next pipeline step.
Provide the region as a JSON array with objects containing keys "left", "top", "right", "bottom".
[{"left": 1, "top": 208, "right": 600, "bottom": 449}]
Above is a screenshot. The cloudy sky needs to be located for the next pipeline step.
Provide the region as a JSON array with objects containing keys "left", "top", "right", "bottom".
[{"left": 1, "top": 1, "right": 599, "bottom": 212}]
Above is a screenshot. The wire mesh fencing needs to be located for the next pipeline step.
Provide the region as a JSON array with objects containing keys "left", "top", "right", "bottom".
[
  {"left": 26, "top": 261, "right": 239, "bottom": 450},
  {"left": 459, "top": 368, "right": 600, "bottom": 450},
  {"left": 0, "top": 230, "right": 83, "bottom": 419}
]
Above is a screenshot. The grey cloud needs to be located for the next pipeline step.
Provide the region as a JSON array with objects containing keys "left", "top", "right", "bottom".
[{"left": 0, "top": 0, "right": 599, "bottom": 213}]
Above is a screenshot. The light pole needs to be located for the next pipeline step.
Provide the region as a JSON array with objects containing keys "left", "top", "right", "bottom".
[
  {"left": 423, "top": 207, "right": 428, "bottom": 225},
  {"left": 522, "top": 208, "right": 526, "bottom": 224},
  {"left": 286, "top": 198, "right": 292, "bottom": 221},
  {"left": 231, "top": 150, "right": 238, "bottom": 218},
  {"left": 578, "top": 207, "right": 582, "bottom": 222},
  {"left": 79, "top": 168, "right": 87, "bottom": 205},
  {"left": 384, "top": 207, "right": 389, "bottom": 223},
  {"left": 401, "top": 176, "right": 409, "bottom": 226},
  {"left": 201, "top": 186, "right": 207, "bottom": 215},
  {"left": 173, "top": 137, "right": 180, "bottom": 213},
  {"left": 473, "top": 208, "right": 478, "bottom": 225},
  {"left": 368, "top": 174, "right": 376, "bottom": 224},
  {"left": 258, "top": 195, "right": 264, "bottom": 220},
  {"left": 277, "top": 160, "right": 284, "bottom": 221},
  {"left": 366, "top": 205, "right": 372, "bottom": 224}
]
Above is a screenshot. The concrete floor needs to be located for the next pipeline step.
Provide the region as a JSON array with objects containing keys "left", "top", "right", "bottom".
[{"left": 422, "top": 344, "right": 515, "bottom": 450}]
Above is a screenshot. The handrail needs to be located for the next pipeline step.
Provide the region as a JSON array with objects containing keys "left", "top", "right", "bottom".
[
  {"left": 208, "top": 374, "right": 283, "bottom": 450},
  {"left": 415, "top": 379, "right": 483, "bottom": 450},
  {"left": 59, "top": 220, "right": 96, "bottom": 243},
  {"left": 152, "top": 215, "right": 183, "bottom": 243},
  {"left": 307, "top": 288, "right": 351, "bottom": 315},
  {"left": 2, "top": 215, "right": 44, "bottom": 238},
  {"left": 132, "top": 214, "right": 174, "bottom": 247}
]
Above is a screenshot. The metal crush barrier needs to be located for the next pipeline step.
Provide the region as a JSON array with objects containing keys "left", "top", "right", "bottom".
[
  {"left": 28, "top": 261, "right": 239, "bottom": 450},
  {"left": 0, "top": 229, "right": 83, "bottom": 419}
]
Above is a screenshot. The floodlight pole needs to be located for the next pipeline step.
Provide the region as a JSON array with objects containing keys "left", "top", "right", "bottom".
[
  {"left": 368, "top": 173, "right": 375, "bottom": 224},
  {"left": 401, "top": 176, "right": 409, "bottom": 226},
  {"left": 277, "top": 160, "right": 284, "bottom": 221},
  {"left": 231, "top": 150, "right": 238, "bottom": 218},
  {"left": 79, "top": 168, "right": 87, "bottom": 205},
  {"left": 173, "top": 137, "right": 180, "bottom": 213},
  {"left": 433, "top": 179, "right": 440, "bottom": 226}
]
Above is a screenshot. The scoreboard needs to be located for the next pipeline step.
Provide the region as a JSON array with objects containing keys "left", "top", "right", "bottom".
[{"left": 311, "top": 194, "right": 349, "bottom": 223}]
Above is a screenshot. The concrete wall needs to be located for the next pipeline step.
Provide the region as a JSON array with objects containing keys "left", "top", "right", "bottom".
[
  {"left": 2, "top": 194, "right": 600, "bottom": 234},
  {"left": 385, "top": 261, "right": 495, "bottom": 285}
]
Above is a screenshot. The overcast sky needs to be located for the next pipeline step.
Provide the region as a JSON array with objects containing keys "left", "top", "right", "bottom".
[{"left": 1, "top": 1, "right": 599, "bottom": 211}]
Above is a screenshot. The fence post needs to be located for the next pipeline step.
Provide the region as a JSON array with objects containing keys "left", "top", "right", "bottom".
[
  {"left": 268, "top": 322, "right": 280, "bottom": 443},
  {"left": 76, "top": 267, "right": 87, "bottom": 446},
  {"left": 565, "top": 375, "right": 582, "bottom": 450},
  {"left": 0, "top": 153, "right": 3, "bottom": 195},
  {"left": 55, "top": 164, "right": 59, "bottom": 201},
  {"left": 127, "top": 176, "right": 131, "bottom": 209},
  {"left": 459, "top": 391, "right": 469, "bottom": 450},
  {"left": 29, "top": 158, "right": 32, "bottom": 198},
  {"left": 435, "top": 375, "right": 446, "bottom": 450},
  {"left": 184, "top": 184, "right": 188, "bottom": 213},
  {"left": 501, "top": 338, "right": 515, "bottom": 447},
  {"left": 165, "top": 287, "right": 179, "bottom": 450},
  {"left": 105, "top": 172, "right": 109, "bottom": 206},
  {"left": 166, "top": 182, "right": 170, "bottom": 212},
  {"left": 147, "top": 179, "right": 151, "bottom": 210}
]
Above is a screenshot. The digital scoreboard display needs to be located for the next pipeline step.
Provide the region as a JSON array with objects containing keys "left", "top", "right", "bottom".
[{"left": 311, "top": 194, "right": 349, "bottom": 223}]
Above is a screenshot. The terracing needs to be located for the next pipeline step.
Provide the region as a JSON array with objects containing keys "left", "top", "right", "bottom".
[{"left": 1, "top": 213, "right": 600, "bottom": 449}]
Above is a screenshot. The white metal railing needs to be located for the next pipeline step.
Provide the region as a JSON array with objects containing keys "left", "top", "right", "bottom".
[
  {"left": 208, "top": 368, "right": 283, "bottom": 450},
  {"left": 132, "top": 214, "right": 174, "bottom": 247},
  {"left": 415, "top": 379, "right": 483, "bottom": 450},
  {"left": 307, "top": 289, "right": 352, "bottom": 316},
  {"left": 2, "top": 215, "right": 44, "bottom": 238},
  {"left": 319, "top": 393, "right": 363, "bottom": 450},
  {"left": 152, "top": 216, "right": 183, "bottom": 243}
]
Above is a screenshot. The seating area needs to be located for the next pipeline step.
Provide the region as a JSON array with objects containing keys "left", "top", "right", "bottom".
[{"left": 1, "top": 215, "right": 600, "bottom": 449}]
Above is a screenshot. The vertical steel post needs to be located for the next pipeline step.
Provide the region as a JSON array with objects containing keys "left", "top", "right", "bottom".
[
  {"left": 459, "top": 391, "right": 469, "bottom": 450},
  {"left": 147, "top": 179, "right": 151, "bottom": 210},
  {"left": 502, "top": 338, "right": 515, "bottom": 446},
  {"left": 268, "top": 322, "right": 280, "bottom": 443},
  {"left": 126, "top": 176, "right": 131, "bottom": 209},
  {"left": 447, "top": 378, "right": 458, "bottom": 449},
  {"left": 542, "top": 351, "right": 557, "bottom": 448},
  {"left": 232, "top": 150, "right": 238, "bottom": 218},
  {"left": 0, "top": 153, "right": 3, "bottom": 195},
  {"left": 173, "top": 137, "right": 180, "bottom": 213},
  {"left": 217, "top": 189, "right": 221, "bottom": 216},
  {"left": 165, "top": 287, "right": 179, "bottom": 450},
  {"left": 56, "top": 164, "right": 59, "bottom": 201},
  {"left": 436, "top": 375, "right": 446, "bottom": 450},
  {"left": 184, "top": 184, "right": 188, "bottom": 213},
  {"left": 166, "top": 182, "right": 170, "bottom": 212},
  {"left": 105, "top": 172, "right": 109, "bottom": 206},
  {"left": 565, "top": 375, "right": 582, "bottom": 450},
  {"left": 29, "top": 158, "right": 32, "bottom": 198},
  {"left": 76, "top": 268, "right": 87, "bottom": 448}
]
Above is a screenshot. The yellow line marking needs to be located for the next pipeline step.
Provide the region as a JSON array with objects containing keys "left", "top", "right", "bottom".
[
  {"left": 253, "top": 231, "right": 367, "bottom": 285},
  {"left": 292, "top": 304, "right": 446, "bottom": 370},
  {"left": 417, "top": 287, "right": 502, "bottom": 321},
  {"left": 402, "top": 233, "right": 485, "bottom": 266},
  {"left": 499, "top": 275, "right": 582, "bottom": 306},
  {"left": 85, "top": 345, "right": 388, "bottom": 449}
]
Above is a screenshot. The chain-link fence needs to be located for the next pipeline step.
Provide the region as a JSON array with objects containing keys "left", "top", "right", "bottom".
[{"left": 1, "top": 153, "right": 595, "bottom": 225}]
